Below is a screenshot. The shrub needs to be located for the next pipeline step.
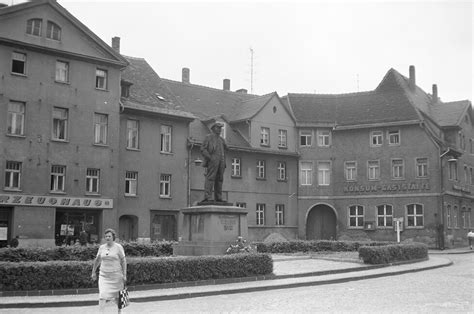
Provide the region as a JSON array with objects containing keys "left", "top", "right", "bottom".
[
  {"left": 255, "top": 240, "right": 391, "bottom": 254},
  {"left": 358, "top": 243, "right": 428, "bottom": 264},
  {"left": 0, "top": 241, "right": 174, "bottom": 262},
  {"left": 0, "top": 253, "right": 272, "bottom": 291}
]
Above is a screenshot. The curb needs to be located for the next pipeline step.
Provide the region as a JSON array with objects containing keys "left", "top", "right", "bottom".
[{"left": 0, "top": 257, "right": 452, "bottom": 309}]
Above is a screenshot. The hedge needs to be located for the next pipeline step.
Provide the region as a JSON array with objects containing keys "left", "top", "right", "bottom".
[
  {"left": 254, "top": 240, "right": 392, "bottom": 253},
  {"left": 358, "top": 243, "right": 428, "bottom": 264},
  {"left": 0, "top": 253, "right": 272, "bottom": 291},
  {"left": 0, "top": 241, "right": 174, "bottom": 262}
]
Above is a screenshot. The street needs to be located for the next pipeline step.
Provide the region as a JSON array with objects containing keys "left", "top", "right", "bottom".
[{"left": 3, "top": 253, "right": 473, "bottom": 313}]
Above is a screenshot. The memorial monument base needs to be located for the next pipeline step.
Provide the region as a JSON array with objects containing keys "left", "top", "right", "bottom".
[{"left": 174, "top": 204, "right": 248, "bottom": 256}]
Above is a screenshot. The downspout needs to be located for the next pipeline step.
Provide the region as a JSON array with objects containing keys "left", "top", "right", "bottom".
[{"left": 187, "top": 139, "right": 193, "bottom": 207}]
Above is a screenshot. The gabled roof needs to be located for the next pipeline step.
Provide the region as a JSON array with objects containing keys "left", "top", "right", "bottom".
[
  {"left": 430, "top": 100, "right": 472, "bottom": 127},
  {"left": 227, "top": 92, "right": 276, "bottom": 122},
  {"left": 0, "top": 0, "right": 127, "bottom": 67},
  {"left": 121, "top": 56, "right": 195, "bottom": 120},
  {"left": 162, "top": 78, "right": 256, "bottom": 120}
]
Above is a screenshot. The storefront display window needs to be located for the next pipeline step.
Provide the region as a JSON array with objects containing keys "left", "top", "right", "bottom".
[{"left": 55, "top": 209, "right": 100, "bottom": 246}]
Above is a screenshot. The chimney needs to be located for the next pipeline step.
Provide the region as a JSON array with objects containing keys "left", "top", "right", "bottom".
[
  {"left": 182, "top": 68, "right": 190, "bottom": 84},
  {"left": 236, "top": 88, "right": 248, "bottom": 94},
  {"left": 223, "top": 79, "right": 230, "bottom": 91},
  {"left": 432, "top": 84, "right": 438, "bottom": 103},
  {"left": 409, "top": 65, "right": 416, "bottom": 90},
  {"left": 111, "top": 36, "right": 120, "bottom": 53}
]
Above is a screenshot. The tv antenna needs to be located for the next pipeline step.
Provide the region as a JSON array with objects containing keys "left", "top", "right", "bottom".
[{"left": 250, "top": 47, "right": 254, "bottom": 94}]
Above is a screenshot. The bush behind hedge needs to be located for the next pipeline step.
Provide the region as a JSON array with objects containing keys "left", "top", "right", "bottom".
[
  {"left": 0, "top": 241, "right": 174, "bottom": 262},
  {"left": 254, "top": 240, "right": 392, "bottom": 254},
  {"left": 0, "top": 253, "right": 272, "bottom": 291},
  {"left": 358, "top": 243, "right": 428, "bottom": 264}
]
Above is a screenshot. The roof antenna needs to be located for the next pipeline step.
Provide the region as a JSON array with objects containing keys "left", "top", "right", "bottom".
[{"left": 250, "top": 47, "right": 254, "bottom": 94}]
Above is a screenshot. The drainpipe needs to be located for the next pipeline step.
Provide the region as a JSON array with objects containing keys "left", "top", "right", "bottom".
[{"left": 438, "top": 146, "right": 447, "bottom": 249}]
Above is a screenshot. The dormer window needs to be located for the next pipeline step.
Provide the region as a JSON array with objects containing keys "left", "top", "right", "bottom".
[
  {"left": 46, "top": 21, "right": 61, "bottom": 41},
  {"left": 26, "top": 18, "right": 42, "bottom": 36},
  {"left": 121, "top": 80, "right": 133, "bottom": 98}
]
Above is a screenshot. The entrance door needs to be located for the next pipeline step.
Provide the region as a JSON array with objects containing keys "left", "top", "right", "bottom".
[
  {"left": 151, "top": 212, "right": 177, "bottom": 241},
  {"left": 0, "top": 208, "right": 12, "bottom": 248},
  {"left": 119, "top": 215, "right": 138, "bottom": 241},
  {"left": 306, "top": 204, "right": 337, "bottom": 240}
]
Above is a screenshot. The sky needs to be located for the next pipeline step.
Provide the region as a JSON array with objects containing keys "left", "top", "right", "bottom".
[{"left": 12, "top": 0, "right": 473, "bottom": 101}]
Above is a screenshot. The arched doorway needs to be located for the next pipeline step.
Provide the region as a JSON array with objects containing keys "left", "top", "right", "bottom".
[
  {"left": 306, "top": 204, "right": 337, "bottom": 240},
  {"left": 119, "top": 215, "right": 138, "bottom": 242}
]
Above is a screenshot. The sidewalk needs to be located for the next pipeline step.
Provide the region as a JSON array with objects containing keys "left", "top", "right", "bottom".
[{"left": 0, "top": 248, "right": 471, "bottom": 309}]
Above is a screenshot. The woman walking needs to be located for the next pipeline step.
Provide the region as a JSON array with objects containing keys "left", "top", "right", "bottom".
[{"left": 91, "top": 228, "right": 127, "bottom": 312}]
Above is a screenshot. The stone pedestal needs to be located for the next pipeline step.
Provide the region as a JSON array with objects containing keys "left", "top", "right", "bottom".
[{"left": 174, "top": 205, "right": 248, "bottom": 256}]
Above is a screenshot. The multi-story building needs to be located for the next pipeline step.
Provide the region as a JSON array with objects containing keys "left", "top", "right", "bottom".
[
  {"left": 283, "top": 66, "right": 473, "bottom": 248},
  {"left": 163, "top": 72, "right": 300, "bottom": 241},
  {"left": 0, "top": 0, "right": 127, "bottom": 247},
  {"left": 118, "top": 52, "right": 195, "bottom": 242}
]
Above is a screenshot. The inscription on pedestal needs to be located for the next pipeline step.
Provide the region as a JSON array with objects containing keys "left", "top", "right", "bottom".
[{"left": 219, "top": 215, "right": 237, "bottom": 231}]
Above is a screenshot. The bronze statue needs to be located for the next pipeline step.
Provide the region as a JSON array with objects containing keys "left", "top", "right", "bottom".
[{"left": 200, "top": 123, "right": 227, "bottom": 203}]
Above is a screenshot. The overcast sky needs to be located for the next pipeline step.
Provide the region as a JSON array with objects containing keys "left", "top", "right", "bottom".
[{"left": 16, "top": 0, "right": 473, "bottom": 101}]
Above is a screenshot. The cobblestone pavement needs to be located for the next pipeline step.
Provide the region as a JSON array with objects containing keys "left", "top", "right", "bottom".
[{"left": 2, "top": 253, "right": 471, "bottom": 313}]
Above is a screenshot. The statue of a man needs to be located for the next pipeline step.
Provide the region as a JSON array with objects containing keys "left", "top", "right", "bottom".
[{"left": 200, "top": 123, "right": 227, "bottom": 202}]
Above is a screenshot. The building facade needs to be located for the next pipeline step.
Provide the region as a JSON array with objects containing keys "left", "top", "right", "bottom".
[{"left": 283, "top": 66, "right": 473, "bottom": 248}]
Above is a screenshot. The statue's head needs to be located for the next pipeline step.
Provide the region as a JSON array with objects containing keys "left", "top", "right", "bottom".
[{"left": 210, "top": 123, "right": 223, "bottom": 134}]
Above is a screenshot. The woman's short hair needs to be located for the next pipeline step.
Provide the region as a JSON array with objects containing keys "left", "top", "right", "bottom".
[{"left": 104, "top": 228, "right": 116, "bottom": 240}]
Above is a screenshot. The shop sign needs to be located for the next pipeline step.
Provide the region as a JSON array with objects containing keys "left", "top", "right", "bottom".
[
  {"left": 0, "top": 193, "right": 113, "bottom": 208},
  {"left": 343, "top": 182, "right": 430, "bottom": 193},
  {"left": 0, "top": 227, "right": 7, "bottom": 240}
]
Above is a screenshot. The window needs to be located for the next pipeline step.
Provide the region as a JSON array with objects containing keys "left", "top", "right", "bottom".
[
  {"left": 461, "top": 208, "right": 468, "bottom": 229},
  {"left": 160, "top": 125, "right": 172, "bottom": 153},
  {"left": 370, "top": 130, "right": 383, "bottom": 147},
  {"left": 275, "top": 204, "right": 285, "bottom": 226},
  {"left": 391, "top": 159, "right": 404, "bottom": 179},
  {"left": 94, "top": 113, "right": 108, "bottom": 145},
  {"left": 86, "top": 168, "right": 100, "bottom": 194},
  {"left": 7, "top": 101, "right": 25, "bottom": 136},
  {"left": 55, "top": 61, "right": 69, "bottom": 83},
  {"left": 448, "top": 160, "right": 458, "bottom": 181},
  {"left": 12, "top": 52, "right": 26, "bottom": 75},
  {"left": 300, "top": 130, "right": 312, "bottom": 147},
  {"left": 300, "top": 161, "right": 313, "bottom": 185},
  {"left": 377, "top": 204, "right": 393, "bottom": 228},
  {"left": 345, "top": 161, "right": 357, "bottom": 181},
  {"left": 50, "top": 165, "right": 66, "bottom": 192},
  {"left": 256, "top": 203, "right": 265, "bottom": 226},
  {"left": 231, "top": 158, "right": 241, "bottom": 177},
  {"left": 95, "top": 69, "right": 107, "bottom": 90},
  {"left": 317, "top": 161, "right": 331, "bottom": 186},
  {"left": 256, "top": 160, "right": 266, "bottom": 179},
  {"left": 278, "top": 129, "right": 287, "bottom": 148},
  {"left": 388, "top": 130, "right": 400, "bottom": 145},
  {"left": 453, "top": 206, "right": 459, "bottom": 228},
  {"left": 5, "top": 161, "right": 21, "bottom": 190},
  {"left": 121, "top": 84, "right": 130, "bottom": 98},
  {"left": 26, "top": 18, "right": 42, "bottom": 36},
  {"left": 126, "top": 119, "right": 139, "bottom": 149},
  {"left": 260, "top": 127, "right": 270, "bottom": 146},
  {"left": 125, "top": 171, "right": 138, "bottom": 196},
  {"left": 317, "top": 129, "right": 331, "bottom": 147},
  {"left": 52, "top": 107, "right": 68, "bottom": 141},
  {"left": 406, "top": 204, "right": 423, "bottom": 227},
  {"left": 46, "top": 21, "right": 61, "bottom": 41},
  {"left": 236, "top": 202, "right": 246, "bottom": 208},
  {"left": 160, "top": 174, "right": 171, "bottom": 197},
  {"left": 348, "top": 205, "right": 364, "bottom": 228},
  {"left": 368, "top": 160, "right": 380, "bottom": 180},
  {"left": 464, "top": 165, "right": 469, "bottom": 184},
  {"left": 470, "top": 168, "right": 474, "bottom": 185},
  {"left": 277, "top": 161, "right": 286, "bottom": 181},
  {"left": 416, "top": 158, "right": 428, "bottom": 178},
  {"left": 447, "top": 205, "right": 452, "bottom": 229}
]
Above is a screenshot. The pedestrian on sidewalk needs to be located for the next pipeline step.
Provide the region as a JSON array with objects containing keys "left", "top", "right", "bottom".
[
  {"left": 91, "top": 228, "right": 127, "bottom": 313},
  {"left": 468, "top": 230, "right": 474, "bottom": 250}
]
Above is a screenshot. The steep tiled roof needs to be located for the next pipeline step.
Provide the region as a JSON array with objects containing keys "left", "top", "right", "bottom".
[
  {"left": 121, "top": 56, "right": 194, "bottom": 120},
  {"left": 227, "top": 92, "right": 276, "bottom": 122},
  {"left": 162, "top": 79, "right": 256, "bottom": 120},
  {"left": 430, "top": 100, "right": 471, "bottom": 127}
]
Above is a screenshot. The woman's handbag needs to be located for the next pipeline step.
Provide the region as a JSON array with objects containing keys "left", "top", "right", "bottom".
[{"left": 118, "top": 287, "right": 130, "bottom": 309}]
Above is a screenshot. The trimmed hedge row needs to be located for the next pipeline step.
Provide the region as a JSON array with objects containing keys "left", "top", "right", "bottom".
[
  {"left": 358, "top": 243, "right": 428, "bottom": 264},
  {"left": 254, "top": 240, "right": 392, "bottom": 253},
  {"left": 0, "top": 253, "right": 272, "bottom": 291},
  {"left": 0, "top": 241, "right": 174, "bottom": 262}
]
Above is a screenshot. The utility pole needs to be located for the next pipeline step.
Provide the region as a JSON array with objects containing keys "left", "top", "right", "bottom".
[{"left": 250, "top": 47, "right": 254, "bottom": 94}]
